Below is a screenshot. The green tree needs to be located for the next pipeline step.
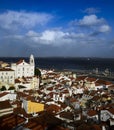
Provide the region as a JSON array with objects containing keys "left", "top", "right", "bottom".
[
  {"left": 0, "top": 86, "right": 6, "bottom": 91},
  {"left": 8, "top": 86, "right": 15, "bottom": 90},
  {"left": 35, "top": 68, "right": 41, "bottom": 77}
]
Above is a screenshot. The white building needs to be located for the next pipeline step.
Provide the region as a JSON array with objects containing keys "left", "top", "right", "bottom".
[
  {"left": 0, "top": 68, "right": 15, "bottom": 84},
  {"left": 11, "top": 54, "right": 35, "bottom": 78},
  {"left": 31, "top": 76, "right": 40, "bottom": 90},
  {"left": 0, "top": 92, "right": 17, "bottom": 101}
]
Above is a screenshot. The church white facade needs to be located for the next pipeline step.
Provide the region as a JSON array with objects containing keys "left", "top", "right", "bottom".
[{"left": 11, "top": 54, "right": 35, "bottom": 78}]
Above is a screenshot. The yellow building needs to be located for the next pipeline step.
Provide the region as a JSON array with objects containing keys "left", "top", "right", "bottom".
[{"left": 22, "top": 99, "right": 44, "bottom": 114}]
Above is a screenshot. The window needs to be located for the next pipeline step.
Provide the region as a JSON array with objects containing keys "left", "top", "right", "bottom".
[{"left": 10, "top": 80, "right": 12, "bottom": 82}]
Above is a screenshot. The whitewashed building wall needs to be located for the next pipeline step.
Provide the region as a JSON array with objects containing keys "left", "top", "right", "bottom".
[
  {"left": 0, "top": 68, "right": 15, "bottom": 84},
  {"left": 11, "top": 54, "right": 35, "bottom": 78}
]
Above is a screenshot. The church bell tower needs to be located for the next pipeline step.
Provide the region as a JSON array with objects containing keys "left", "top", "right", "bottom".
[{"left": 30, "top": 54, "right": 35, "bottom": 66}]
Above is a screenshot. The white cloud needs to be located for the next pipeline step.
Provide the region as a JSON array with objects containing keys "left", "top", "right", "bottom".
[
  {"left": 26, "top": 30, "right": 40, "bottom": 37},
  {"left": 70, "top": 14, "right": 111, "bottom": 37},
  {"left": 0, "top": 10, "right": 112, "bottom": 57},
  {"left": 22, "top": 27, "right": 110, "bottom": 47},
  {"left": 40, "top": 30, "right": 68, "bottom": 41},
  {"left": 25, "top": 29, "right": 89, "bottom": 47},
  {"left": 25, "top": 30, "right": 70, "bottom": 46},
  {"left": 99, "top": 25, "right": 111, "bottom": 32},
  {"left": 83, "top": 8, "right": 100, "bottom": 14},
  {"left": 0, "top": 10, "right": 53, "bottom": 29},
  {"left": 78, "top": 15, "right": 104, "bottom": 26},
  {"left": 0, "top": 26, "right": 113, "bottom": 57}
]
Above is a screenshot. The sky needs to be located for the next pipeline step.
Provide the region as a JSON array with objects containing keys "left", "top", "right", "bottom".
[{"left": 0, "top": 0, "right": 114, "bottom": 57}]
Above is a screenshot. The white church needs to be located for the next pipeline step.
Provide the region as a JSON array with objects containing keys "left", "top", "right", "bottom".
[
  {"left": 0, "top": 54, "right": 38, "bottom": 90},
  {"left": 11, "top": 54, "right": 35, "bottom": 78}
]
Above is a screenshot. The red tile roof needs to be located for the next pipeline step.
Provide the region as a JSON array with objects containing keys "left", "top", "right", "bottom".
[
  {"left": 46, "top": 104, "right": 61, "bottom": 113},
  {"left": 59, "top": 111, "right": 74, "bottom": 120},
  {"left": 96, "top": 79, "right": 112, "bottom": 85},
  {"left": 108, "top": 85, "right": 114, "bottom": 89},
  {"left": 0, "top": 92, "right": 9, "bottom": 98},
  {"left": 87, "top": 110, "right": 97, "bottom": 116},
  {"left": 15, "top": 79, "right": 21, "bottom": 83},
  {"left": 0, "top": 68, "right": 14, "bottom": 71},
  {"left": 47, "top": 87, "right": 53, "bottom": 91},
  {"left": 28, "top": 111, "right": 62, "bottom": 126},
  {"left": 86, "top": 77, "right": 97, "bottom": 82},
  {"left": 70, "top": 98, "right": 78, "bottom": 103},
  {"left": 16, "top": 59, "right": 24, "bottom": 65},
  {"left": 76, "top": 76, "right": 87, "bottom": 81},
  {"left": 108, "top": 108, "right": 114, "bottom": 115},
  {"left": 92, "top": 125, "right": 102, "bottom": 130},
  {"left": 0, "top": 114, "right": 25, "bottom": 129},
  {"left": 0, "top": 100, "right": 12, "bottom": 109}
]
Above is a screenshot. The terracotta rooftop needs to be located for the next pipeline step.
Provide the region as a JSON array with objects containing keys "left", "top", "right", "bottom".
[
  {"left": 0, "top": 113, "right": 25, "bottom": 130},
  {"left": 76, "top": 123, "right": 102, "bottom": 130},
  {"left": 24, "top": 120, "right": 68, "bottom": 130},
  {"left": 59, "top": 111, "right": 74, "bottom": 120},
  {"left": 47, "top": 87, "right": 53, "bottom": 91},
  {"left": 92, "top": 124, "right": 102, "bottom": 130},
  {"left": 16, "top": 59, "right": 24, "bottom": 65},
  {"left": 96, "top": 79, "right": 112, "bottom": 85},
  {"left": 86, "top": 77, "right": 97, "bottom": 82},
  {"left": 17, "top": 92, "right": 29, "bottom": 99},
  {"left": 70, "top": 98, "right": 78, "bottom": 103},
  {"left": 0, "top": 92, "right": 9, "bottom": 98},
  {"left": 0, "top": 68, "right": 14, "bottom": 71},
  {"left": 108, "top": 108, "right": 114, "bottom": 115},
  {"left": 14, "top": 107, "right": 33, "bottom": 118},
  {"left": 24, "top": 121, "right": 44, "bottom": 130},
  {"left": 76, "top": 76, "right": 87, "bottom": 81},
  {"left": 108, "top": 85, "right": 114, "bottom": 89},
  {"left": 87, "top": 110, "right": 97, "bottom": 116},
  {"left": 29, "top": 111, "right": 62, "bottom": 126},
  {"left": 92, "top": 95, "right": 101, "bottom": 101},
  {"left": 0, "top": 100, "right": 12, "bottom": 109},
  {"left": 45, "top": 104, "right": 61, "bottom": 113},
  {"left": 15, "top": 79, "right": 21, "bottom": 83},
  {"left": 95, "top": 82, "right": 102, "bottom": 86}
]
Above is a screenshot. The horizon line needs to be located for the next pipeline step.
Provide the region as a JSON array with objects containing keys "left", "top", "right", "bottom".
[{"left": 0, "top": 56, "right": 114, "bottom": 59}]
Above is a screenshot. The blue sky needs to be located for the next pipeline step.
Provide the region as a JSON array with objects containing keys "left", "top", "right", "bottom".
[{"left": 0, "top": 0, "right": 114, "bottom": 57}]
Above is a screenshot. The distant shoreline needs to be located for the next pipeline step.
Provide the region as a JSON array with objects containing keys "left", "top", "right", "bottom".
[
  {"left": 1, "top": 57, "right": 114, "bottom": 73},
  {"left": 56, "top": 69, "right": 114, "bottom": 82}
]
